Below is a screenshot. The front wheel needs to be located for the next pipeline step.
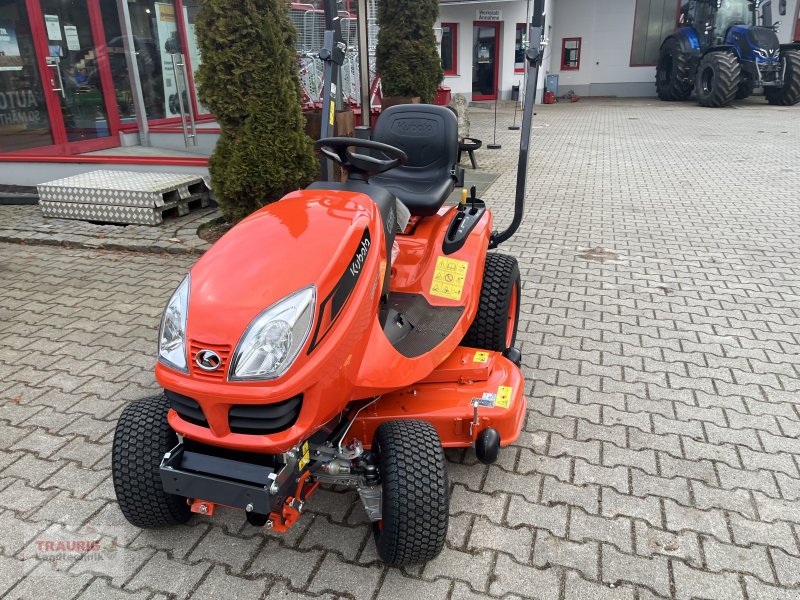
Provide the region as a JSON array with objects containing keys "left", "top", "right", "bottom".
[
  {"left": 695, "top": 51, "right": 741, "bottom": 107},
  {"left": 112, "top": 395, "right": 192, "bottom": 528},
  {"left": 372, "top": 420, "right": 448, "bottom": 566},
  {"left": 462, "top": 253, "right": 521, "bottom": 352},
  {"left": 766, "top": 50, "right": 800, "bottom": 106}
]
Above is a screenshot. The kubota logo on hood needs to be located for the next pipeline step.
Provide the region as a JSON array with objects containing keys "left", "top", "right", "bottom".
[{"left": 349, "top": 236, "right": 371, "bottom": 277}]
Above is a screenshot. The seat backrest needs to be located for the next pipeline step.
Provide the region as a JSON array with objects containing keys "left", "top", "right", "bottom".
[{"left": 373, "top": 104, "right": 458, "bottom": 178}]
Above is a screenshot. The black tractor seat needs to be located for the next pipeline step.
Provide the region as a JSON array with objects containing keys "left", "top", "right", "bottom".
[{"left": 370, "top": 104, "right": 459, "bottom": 217}]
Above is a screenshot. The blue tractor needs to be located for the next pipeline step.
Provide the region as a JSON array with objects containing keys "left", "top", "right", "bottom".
[{"left": 656, "top": 0, "right": 800, "bottom": 107}]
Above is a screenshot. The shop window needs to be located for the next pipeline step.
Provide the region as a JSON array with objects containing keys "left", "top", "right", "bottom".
[
  {"left": 514, "top": 23, "right": 526, "bottom": 72},
  {"left": 0, "top": 0, "right": 54, "bottom": 152},
  {"left": 561, "top": 38, "right": 581, "bottom": 70},
  {"left": 631, "top": 0, "right": 681, "bottom": 66},
  {"left": 441, "top": 22, "right": 457, "bottom": 75}
]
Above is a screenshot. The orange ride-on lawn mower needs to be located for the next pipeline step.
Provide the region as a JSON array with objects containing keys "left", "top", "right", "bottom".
[{"left": 112, "top": 0, "right": 547, "bottom": 566}]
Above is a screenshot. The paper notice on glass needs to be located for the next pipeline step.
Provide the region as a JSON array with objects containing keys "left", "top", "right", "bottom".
[
  {"left": 44, "top": 14, "right": 62, "bottom": 40},
  {"left": 0, "top": 20, "right": 23, "bottom": 71},
  {"left": 64, "top": 25, "right": 80, "bottom": 51}
]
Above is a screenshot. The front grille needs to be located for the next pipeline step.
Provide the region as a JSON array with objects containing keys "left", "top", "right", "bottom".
[
  {"left": 166, "top": 390, "right": 208, "bottom": 427},
  {"left": 228, "top": 395, "right": 303, "bottom": 435},
  {"left": 189, "top": 341, "right": 232, "bottom": 381}
]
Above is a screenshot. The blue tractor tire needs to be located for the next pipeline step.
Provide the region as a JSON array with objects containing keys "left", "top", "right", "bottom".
[
  {"left": 695, "top": 51, "right": 741, "bottom": 107},
  {"left": 656, "top": 37, "right": 693, "bottom": 101},
  {"left": 765, "top": 50, "right": 800, "bottom": 106}
]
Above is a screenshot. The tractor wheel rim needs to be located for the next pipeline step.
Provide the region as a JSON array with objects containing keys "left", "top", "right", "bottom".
[
  {"left": 506, "top": 282, "right": 518, "bottom": 348},
  {"left": 702, "top": 67, "right": 714, "bottom": 94}
]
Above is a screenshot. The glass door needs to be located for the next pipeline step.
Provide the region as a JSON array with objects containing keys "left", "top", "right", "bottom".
[
  {"left": 472, "top": 22, "right": 500, "bottom": 101},
  {"left": 26, "top": 0, "right": 119, "bottom": 152},
  {"left": 180, "top": 0, "right": 207, "bottom": 115}
]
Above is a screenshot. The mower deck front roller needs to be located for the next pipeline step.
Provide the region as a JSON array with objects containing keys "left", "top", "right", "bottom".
[{"left": 372, "top": 420, "right": 448, "bottom": 565}]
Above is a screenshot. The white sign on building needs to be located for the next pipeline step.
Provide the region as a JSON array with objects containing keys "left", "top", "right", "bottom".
[{"left": 476, "top": 9, "right": 502, "bottom": 21}]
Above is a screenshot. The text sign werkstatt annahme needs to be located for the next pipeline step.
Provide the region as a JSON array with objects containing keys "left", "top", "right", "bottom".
[{"left": 477, "top": 9, "right": 502, "bottom": 21}]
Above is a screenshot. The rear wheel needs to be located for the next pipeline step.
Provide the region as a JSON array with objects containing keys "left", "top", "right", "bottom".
[
  {"left": 372, "top": 420, "right": 448, "bottom": 566},
  {"left": 695, "top": 51, "right": 741, "bottom": 107},
  {"left": 112, "top": 395, "right": 191, "bottom": 528},
  {"left": 656, "top": 38, "right": 693, "bottom": 101},
  {"left": 463, "top": 253, "right": 521, "bottom": 352},
  {"left": 766, "top": 50, "right": 800, "bottom": 106}
]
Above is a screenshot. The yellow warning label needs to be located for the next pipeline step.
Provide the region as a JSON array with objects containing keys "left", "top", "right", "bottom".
[
  {"left": 329, "top": 102, "right": 335, "bottom": 125},
  {"left": 496, "top": 386, "right": 513, "bottom": 409},
  {"left": 430, "top": 256, "right": 469, "bottom": 301},
  {"left": 298, "top": 441, "right": 310, "bottom": 471},
  {"left": 474, "top": 351, "right": 490, "bottom": 363}
]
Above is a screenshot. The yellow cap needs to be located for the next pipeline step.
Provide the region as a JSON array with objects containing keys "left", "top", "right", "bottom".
[{"left": 461, "top": 189, "right": 468, "bottom": 205}]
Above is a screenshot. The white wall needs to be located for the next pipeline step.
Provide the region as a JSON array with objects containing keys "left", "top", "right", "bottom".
[
  {"left": 549, "top": 0, "right": 656, "bottom": 97},
  {"left": 437, "top": 1, "right": 530, "bottom": 100},
  {"left": 780, "top": 0, "right": 799, "bottom": 42}
]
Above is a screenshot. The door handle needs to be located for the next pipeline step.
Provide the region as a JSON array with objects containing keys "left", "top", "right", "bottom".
[{"left": 46, "top": 57, "right": 66, "bottom": 98}]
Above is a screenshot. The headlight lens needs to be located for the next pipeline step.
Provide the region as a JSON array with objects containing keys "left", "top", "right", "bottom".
[
  {"left": 158, "top": 274, "right": 190, "bottom": 372},
  {"left": 230, "top": 286, "right": 316, "bottom": 381}
]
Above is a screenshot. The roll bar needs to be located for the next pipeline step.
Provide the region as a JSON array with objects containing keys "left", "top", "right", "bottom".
[
  {"left": 490, "top": 0, "right": 546, "bottom": 248},
  {"left": 318, "top": 0, "right": 346, "bottom": 181}
]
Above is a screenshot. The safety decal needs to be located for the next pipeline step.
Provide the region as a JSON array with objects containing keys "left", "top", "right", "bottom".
[
  {"left": 329, "top": 101, "right": 335, "bottom": 125},
  {"left": 298, "top": 441, "right": 310, "bottom": 471},
  {"left": 430, "top": 256, "right": 469, "bottom": 301},
  {"left": 496, "top": 386, "right": 513, "bottom": 409},
  {"left": 473, "top": 351, "right": 490, "bottom": 363}
]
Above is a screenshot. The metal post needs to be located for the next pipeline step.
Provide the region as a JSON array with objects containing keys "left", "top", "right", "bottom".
[
  {"left": 356, "top": 0, "right": 372, "bottom": 130},
  {"left": 116, "top": 0, "right": 150, "bottom": 146}
]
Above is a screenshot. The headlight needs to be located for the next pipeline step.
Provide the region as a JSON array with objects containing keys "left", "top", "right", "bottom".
[
  {"left": 230, "top": 286, "right": 316, "bottom": 381},
  {"left": 158, "top": 274, "right": 190, "bottom": 372},
  {"left": 754, "top": 48, "right": 768, "bottom": 58}
]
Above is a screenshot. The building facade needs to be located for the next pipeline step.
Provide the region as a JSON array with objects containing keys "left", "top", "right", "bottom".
[
  {"left": 0, "top": 0, "right": 798, "bottom": 182},
  {"left": 439, "top": 0, "right": 800, "bottom": 100}
]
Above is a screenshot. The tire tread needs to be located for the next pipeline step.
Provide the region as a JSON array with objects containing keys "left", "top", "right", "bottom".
[
  {"left": 112, "top": 395, "right": 192, "bottom": 528},
  {"left": 373, "top": 420, "right": 448, "bottom": 565}
]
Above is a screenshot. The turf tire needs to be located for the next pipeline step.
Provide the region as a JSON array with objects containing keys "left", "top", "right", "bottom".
[
  {"left": 112, "top": 395, "right": 192, "bottom": 528},
  {"left": 372, "top": 420, "right": 448, "bottom": 566},
  {"left": 695, "top": 51, "right": 741, "bottom": 107},
  {"left": 765, "top": 50, "right": 800, "bottom": 106},
  {"left": 462, "top": 253, "right": 521, "bottom": 352},
  {"left": 656, "top": 38, "right": 693, "bottom": 101}
]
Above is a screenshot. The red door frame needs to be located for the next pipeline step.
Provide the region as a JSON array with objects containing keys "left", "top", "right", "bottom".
[
  {"left": 472, "top": 21, "right": 501, "bottom": 101},
  {"left": 23, "top": 0, "right": 121, "bottom": 155}
]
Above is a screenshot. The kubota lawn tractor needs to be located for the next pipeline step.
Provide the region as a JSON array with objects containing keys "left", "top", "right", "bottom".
[{"left": 112, "top": 0, "right": 547, "bottom": 565}]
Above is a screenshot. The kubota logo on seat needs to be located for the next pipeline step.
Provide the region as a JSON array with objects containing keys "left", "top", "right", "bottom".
[{"left": 195, "top": 350, "right": 221, "bottom": 371}]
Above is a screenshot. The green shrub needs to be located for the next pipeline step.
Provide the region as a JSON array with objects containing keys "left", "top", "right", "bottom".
[
  {"left": 195, "top": 0, "right": 318, "bottom": 222},
  {"left": 376, "top": 0, "right": 443, "bottom": 103}
]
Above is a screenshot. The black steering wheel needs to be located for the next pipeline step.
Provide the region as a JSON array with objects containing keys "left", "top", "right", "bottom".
[{"left": 314, "top": 137, "right": 408, "bottom": 179}]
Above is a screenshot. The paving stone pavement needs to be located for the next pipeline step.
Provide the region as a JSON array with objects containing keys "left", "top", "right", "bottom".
[{"left": 0, "top": 97, "right": 799, "bottom": 599}]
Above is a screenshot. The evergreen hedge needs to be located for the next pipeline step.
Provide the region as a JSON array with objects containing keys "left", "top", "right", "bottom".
[
  {"left": 195, "top": 0, "right": 318, "bottom": 222},
  {"left": 376, "top": 0, "right": 443, "bottom": 103}
]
